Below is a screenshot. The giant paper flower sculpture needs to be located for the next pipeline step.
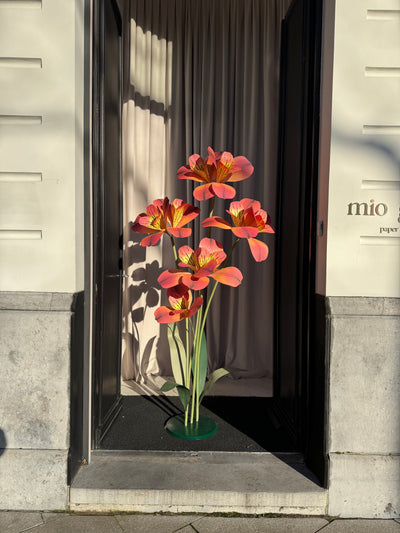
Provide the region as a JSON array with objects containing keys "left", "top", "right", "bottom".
[
  {"left": 177, "top": 147, "right": 254, "bottom": 201},
  {"left": 202, "top": 198, "right": 274, "bottom": 262},
  {"left": 132, "top": 197, "right": 200, "bottom": 246},
  {"left": 154, "top": 283, "right": 203, "bottom": 324},
  {"left": 158, "top": 237, "right": 243, "bottom": 290}
]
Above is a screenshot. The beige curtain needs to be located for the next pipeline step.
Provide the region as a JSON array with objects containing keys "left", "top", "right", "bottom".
[{"left": 122, "top": 0, "right": 291, "bottom": 387}]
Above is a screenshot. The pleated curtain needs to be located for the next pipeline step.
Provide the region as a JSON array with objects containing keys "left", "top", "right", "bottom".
[{"left": 122, "top": 0, "right": 291, "bottom": 388}]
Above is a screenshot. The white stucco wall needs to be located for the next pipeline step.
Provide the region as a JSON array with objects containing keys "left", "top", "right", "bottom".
[
  {"left": 325, "top": 0, "right": 400, "bottom": 297},
  {"left": 0, "top": 0, "right": 86, "bottom": 293},
  {"left": 323, "top": 0, "right": 400, "bottom": 518}
]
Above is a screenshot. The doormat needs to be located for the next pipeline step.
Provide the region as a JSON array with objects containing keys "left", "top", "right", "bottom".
[{"left": 100, "top": 396, "right": 295, "bottom": 452}]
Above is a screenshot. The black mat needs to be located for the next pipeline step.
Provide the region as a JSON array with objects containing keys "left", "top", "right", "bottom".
[{"left": 100, "top": 396, "right": 295, "bottom": 452}]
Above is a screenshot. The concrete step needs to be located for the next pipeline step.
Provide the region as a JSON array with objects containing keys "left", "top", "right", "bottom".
[{"left": 70, "top": 451, "right": 328, "bottom": 515}]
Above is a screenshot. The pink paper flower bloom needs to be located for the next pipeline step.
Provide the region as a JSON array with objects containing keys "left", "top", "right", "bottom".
[
  {"left": 158, "top": 237, "right": 243, "bottom": 290},
  {"left": 154, "top": 284, "right": 203, "bottom": 324},
  {"left": 202, "top": 198, "right": 274, "bottom": 262},
  {"left": 132, "top": 197, "right": 200, "bottom": 246},
  {"left": 177, "top": 147, "right": 254, "bottom": 201}
]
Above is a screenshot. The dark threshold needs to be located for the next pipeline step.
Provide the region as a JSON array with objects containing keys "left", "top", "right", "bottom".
[{"left": 100, "top": 395, "right": 295, "bottom": 452}]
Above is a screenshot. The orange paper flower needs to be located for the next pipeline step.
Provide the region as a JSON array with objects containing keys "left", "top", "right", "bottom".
[
  {"left": 132, "top": 197, "right": 200, "bottom": 246},
  {"left": 202, "top": 198, "right": 274, "bottom": 261},
  {"left": 154, "top": 284, "right": 203, "bottom": 323},
  {"left": 177, "top": 147, "right": 254, "bottom": 201},
  {"left": 158, "top": 238, "right": 243, "bottom": 290}
]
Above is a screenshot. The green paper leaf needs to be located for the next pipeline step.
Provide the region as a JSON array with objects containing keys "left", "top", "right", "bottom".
[
  {"left": 160, "top": 380, "right": 177, "bottom": 392},
  {"left": 192, "top": 331, "right": 208, "bottom": 397},
  {"left": 198, "top": 331, "right": 208, "bottom": 395},
  {"left": 177, "top": 385, "right": 191, "bottom": 410},
  {"left": 167, "top": 324, "right": 186, "bottom": 386},
  {"left": 200, "top": 367, "right": 230, "bottom": 402}
]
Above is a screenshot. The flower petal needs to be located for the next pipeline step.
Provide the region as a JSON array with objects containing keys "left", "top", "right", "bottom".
[
  {"left": 132, "top": 215, "right": 151, "bottom": 233},
  {"left": 211, "top": 182, "right": 236, "bottom": 199},
  {"left": 193, "top": 184, "right": 215, "bottom": 201},
  {"left": 172, "top": 203, "right": 200, "bottom": 227},
  {"left": 177, "top": 165, "right": 206, "bottom": 183},
  {"left": 260, "top": 224, "right": 275, "bottom": 234},
  {"left": 195, "top": 259, "right": 218, "bottom": 278},
  {"left": 141, "top": 232, "right": 163, "bottom": 246},
  {"left": 198, "top": 238, "right": 226, "bottom": 266},
  {"left": 242, "top": 208, "right": 259, "bottom": 228},
  {"left": 181, "top": 275, "right": 210, "bottom": 290},
  {"left": 167, "top": 284, "right": 188, "bottom": 300},
  {"left": 248, "top": 238, "right": 269, "bottom": 262},
  {"left": 231, "top": 226, "right": 259, "bottom": 239},
  {"left": 169, "top": 199, "right": 197, "bottom": 223},
  {"left": 189, "top": 154, "right": 207, "bottom": 174},
  {"left": 186, "top": 296, "right": 204, "bottom": 318},
  {"left": 154, "top": 306, "right": 182, "bottom": 323},
  {"left": 210, "top": 266, "right": 243, "bottom": 287},
  {"left": 167, "top": 227, "right": 192, "bottom": 238},
  {"left": 240, "top": 198, "right": 260, "bottom": 211},
  {"left": 178, "top": 245, "right": 196, "bottom": 268},
  {"left": 177, "top": 154, "right": 209, "bottom": 183},
  {"left": 202, "top": 216, "right": 232, "bottom": 230},
  {"left": 158, "top": 269, "right": 184, "bottom": 288},
  {"left": 228, "top": 156, "right": 254, "bottom": 182}
]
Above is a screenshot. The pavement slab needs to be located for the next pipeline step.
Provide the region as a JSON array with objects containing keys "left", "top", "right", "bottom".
[
  {"left": 28, "top": 514, "right": 123, "bottom": 532},
  {"left": 192, "top": 516, "right": 329, "bottom": 532},
  {"left": 115, "top": 513, "right": 204, "bottom": 532},
  {"left": 322, "top": 519, "right": 400, "bottom": 532},
  {"left": 0, "top": 512, "right": 44, "bottom": 533},
  {"left": 1, "top": 512, "right": 400, "bottom": 533},
  {"left": 70, "top": 451, "right": 326, "bottom": 514}
]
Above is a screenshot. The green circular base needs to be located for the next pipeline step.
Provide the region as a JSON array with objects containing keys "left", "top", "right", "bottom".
[{"left": 165, "top": 415, "right": 218, "bottom": 440}]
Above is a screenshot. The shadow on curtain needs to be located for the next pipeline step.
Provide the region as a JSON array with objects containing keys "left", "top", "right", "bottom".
[{"left": 122, "top": 0, "right": 291, "bottom": 395}]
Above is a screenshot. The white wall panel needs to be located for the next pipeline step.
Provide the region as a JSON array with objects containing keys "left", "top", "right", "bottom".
[
  {"left": 326, "top": 0, "right": 400, "bottom": 296},
  {"left": 0, "top": 0, "right": 85, "bottom": 292}
]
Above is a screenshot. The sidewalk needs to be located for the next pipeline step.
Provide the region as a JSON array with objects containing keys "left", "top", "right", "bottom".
[{"left": 1, "top": 512, "right": 400, "bottom": 533}]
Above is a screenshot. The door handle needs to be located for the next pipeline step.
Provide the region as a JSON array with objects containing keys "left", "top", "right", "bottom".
[{"left": 106, "top": 274, "right": 129, "bottom": 278}]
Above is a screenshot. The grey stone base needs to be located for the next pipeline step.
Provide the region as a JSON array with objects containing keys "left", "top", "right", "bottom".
[
  {"left": 0, "top": 449, "right": 68, "bottom": 510},
  {"left": 70, "top": 451, "right": 327, "bottom": 515},
  {"left": 0, "top": 292, "right": 75, "bottom": 511},
  {"left": 328, "top": 453, "right": 400, "bottom": 519},
  {"left": 326, "top": 297, "right": 400, "bottom": 518}
]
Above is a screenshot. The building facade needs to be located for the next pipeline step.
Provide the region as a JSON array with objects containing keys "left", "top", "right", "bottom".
[{"left": 0, "top": 0, "right": 399, "bottom": 518}]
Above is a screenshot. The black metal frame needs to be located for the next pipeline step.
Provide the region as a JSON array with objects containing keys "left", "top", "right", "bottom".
[
  {"left": 274, "top": 0, "right": 326, "bottom": 485},
  {"left": 68, "top": 0, "right": 93, "bottom": 482},
  {"left": 91, "top": 0, "right": 123, "bottom": 449},
  {"left": 88, "top": 0, "right": 326, "bottom": 484}
]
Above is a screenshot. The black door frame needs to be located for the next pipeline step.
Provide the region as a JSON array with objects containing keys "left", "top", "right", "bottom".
[
  {"left": 274, "top": 0, "right": 326, "bottom": 485},
  {"left": 91, "top": 0, "right": 123, "bottom": 449},
  {"left": 87, "top": 0, "right": 327, "bottom": 485}
]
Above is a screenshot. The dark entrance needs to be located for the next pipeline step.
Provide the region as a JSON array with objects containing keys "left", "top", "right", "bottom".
[
  {"left": 274, "top": 0, "right": 326, "bottom": 484},
  {"left": 90, "top": 0, "right": 326, "bottom": 486},
  {"left": 92, "top": 0, "right": 123, "bottom": 448}
]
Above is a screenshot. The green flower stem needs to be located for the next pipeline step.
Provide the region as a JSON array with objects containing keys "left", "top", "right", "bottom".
[
  {"left": 209, "top": 196, "right": 216, "bottom": 217},
  {"left": 169, "top": 234, "right": 179, "bottom": 268},
  {"left": 206, "top": 197, "right": 216, "bottom": 238},
  {"left": 200, "top": 280, "right": 219, "bottom": 334},
  {"left": 194, "top": 335, "right": 200, "bottom": 422},
  {"left": 222, "top": 238, "right": 240, "bottom": 267},
  {"left": 192, "top": 280, "right": 220, "bottom": 422},
  {"left": 185, "top": 318, "right": 190, "bottom": 426},
  {"left": 190, "top": 307, "right": 202, "bottom": 424}
]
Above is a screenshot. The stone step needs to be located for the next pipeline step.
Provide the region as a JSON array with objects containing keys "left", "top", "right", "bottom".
[{"left": 70, "top": 451, "right": 328, "bottom": 515}]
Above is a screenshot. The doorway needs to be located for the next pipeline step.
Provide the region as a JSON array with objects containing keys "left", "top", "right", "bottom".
[
  {"left": 91, "top": 0, "right": 326, "bottom": 486},
  {"left": 92, "top": 0, "right": 123, "bottom": 447}
]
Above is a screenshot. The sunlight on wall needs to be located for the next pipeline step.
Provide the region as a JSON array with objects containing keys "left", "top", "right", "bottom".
[
  {"left": 326, "top": 0, "right": 400, "bottom": 297},
  {"left": 0, "top": 0, "right": 85, "bottom": 292},
  {"left": 122, "top": 18, "right": 173, "bottom": 382}
]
